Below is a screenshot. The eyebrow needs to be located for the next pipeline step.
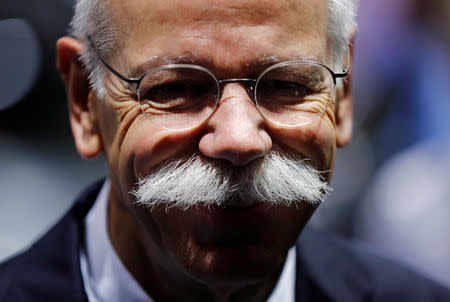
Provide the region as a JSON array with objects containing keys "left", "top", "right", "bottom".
[
  {"left": 129, "top": 52, "right": 321, "bottom": 78},
  {"left": 129, "top": 53, "right": 201, "bottom": 77},
  {"left": 255, "top": 54, "right": 319, "bottom": 66}
]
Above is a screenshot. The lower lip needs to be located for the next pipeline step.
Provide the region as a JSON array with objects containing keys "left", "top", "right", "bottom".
[
  {"left": 197, "top": 202, "right": 269, "bottom": 221},
  {"left": 190, "top": 202, "right": 271, "bottom": 245}
]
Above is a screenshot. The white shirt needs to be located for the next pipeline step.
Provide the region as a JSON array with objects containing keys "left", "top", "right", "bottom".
[{"left": 80, "top": 180, "right": 296, "bottom": 302}]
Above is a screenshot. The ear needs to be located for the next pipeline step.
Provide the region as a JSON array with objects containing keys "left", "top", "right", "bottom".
[
  {"left": 335, "top": 32, "right": 355, "bottom": 148},
  {"left": 57, "top": 37, "right": 103, "bottom": 158}
]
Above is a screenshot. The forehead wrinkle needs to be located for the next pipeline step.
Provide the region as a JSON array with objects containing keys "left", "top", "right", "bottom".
[
  {"left": 110, "top": 0, "right": 275, "bottom": 36},
  {"left": 109, "top": 0, "right": 331, "bottom": 77},
  {"left": 110, "top": 0, "right": 329, "bottom": 43},
  {"left": 129, "top": 53, "right": 201, "bottom": 77},
  {"left": 153, "top": 0, "right": 296, "bottom": 26},
  {"left": 128, "top": 51, "right": 321, "bottom": 79}
]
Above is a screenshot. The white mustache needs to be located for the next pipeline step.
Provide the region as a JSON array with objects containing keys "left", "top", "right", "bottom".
[{"left": 131, "top": 150, "right": 330, "bottom": 210}]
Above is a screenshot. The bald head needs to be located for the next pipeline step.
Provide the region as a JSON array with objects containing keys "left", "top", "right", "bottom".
[
  {"left": 58, "top": 1, "right": 356, "bottom": 298},
  {"left": 70, "top": 0, "right": 357, "bottom": 96}
]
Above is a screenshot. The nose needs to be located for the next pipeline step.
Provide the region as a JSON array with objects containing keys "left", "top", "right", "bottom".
[{"left": 199, "top": 83, "right": 272, "bottom": 166}]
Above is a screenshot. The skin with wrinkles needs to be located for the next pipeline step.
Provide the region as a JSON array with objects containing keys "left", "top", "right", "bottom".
[{"left": 57, "top": 0, "right": 353, "bottom": 301}]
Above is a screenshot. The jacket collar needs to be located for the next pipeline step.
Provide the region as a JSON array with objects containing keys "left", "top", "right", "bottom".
[
  {"left": 1, "top": 179, "right": 372, "bottom": 302},
  {"left": 1, "top": 180, "right": 103, "bottom": 302}
]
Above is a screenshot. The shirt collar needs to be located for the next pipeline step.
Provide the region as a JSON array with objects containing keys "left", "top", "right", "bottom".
[{"left": 80, "top": 179, "right": 296, "bottom": 302}]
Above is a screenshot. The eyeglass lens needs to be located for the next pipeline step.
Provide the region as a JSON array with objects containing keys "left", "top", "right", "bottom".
[
  {"left": 255, "top": 62, "right": 334, "bottom": 126},
  {"left": 138, "top": 67, "right": 219, "bottom": 129},
  {"left": 138, "top": 62, "right": 334, "bottom": 129}
]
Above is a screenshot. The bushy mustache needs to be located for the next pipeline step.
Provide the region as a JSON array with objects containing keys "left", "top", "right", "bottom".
[{"left": 131, "top": 150, "right": 330, "bottom": 210}]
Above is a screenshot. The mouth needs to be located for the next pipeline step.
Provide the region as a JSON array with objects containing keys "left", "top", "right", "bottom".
[
  {"left": 190, "top": 201, "right": 271, "bottom": 245},
  {"left": 219, "top": 196, "right": 261, "bottom": 208}
]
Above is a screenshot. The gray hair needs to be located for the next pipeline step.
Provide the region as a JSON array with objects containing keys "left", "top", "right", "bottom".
[
  {"left": 132, "top": 150, "right": 330, "bottom": 210},
  {"left": 70, "top": 0, "right": 358, "bottom": 98},
  {"left": 70, "top": 0, "right": 114, "bottom": 98},
  {"left": 329, "top": 0, "right": 358, "bottom": 69}
]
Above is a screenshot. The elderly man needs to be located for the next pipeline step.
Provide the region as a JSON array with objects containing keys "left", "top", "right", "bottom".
[{"left": 1, "top": 0, "right": 449, "bottom": 301}]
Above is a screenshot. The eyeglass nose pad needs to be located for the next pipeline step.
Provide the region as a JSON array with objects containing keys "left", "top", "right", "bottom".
[
  {"left": 247, "top": 85, "right": 256, "bottom": 103},
  {"left": 218, "top": 80, "right": 256, "bottom": 105}
]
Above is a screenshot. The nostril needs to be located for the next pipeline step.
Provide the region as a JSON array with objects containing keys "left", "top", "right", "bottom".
[
  {"left": 198, "top": 124, "right": 272, "bottom": 166},
  {"left": 198, "top": 84, "right": 272, "bottom": 165}
]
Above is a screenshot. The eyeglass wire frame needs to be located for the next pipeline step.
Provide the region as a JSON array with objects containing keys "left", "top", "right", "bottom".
[{"left": 86, "top": 35, "right": 349, "bottom": 129}]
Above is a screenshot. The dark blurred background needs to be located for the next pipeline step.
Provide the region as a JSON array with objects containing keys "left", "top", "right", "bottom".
[
  {"left": 0, "top": 0, "right": 106, "bottom": 264},
  {"left": 1, "top": 0, "right": 449, "bottom": 288}
]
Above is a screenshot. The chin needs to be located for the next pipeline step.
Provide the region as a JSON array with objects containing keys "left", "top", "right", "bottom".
[
  {"left": 181, "top": 241, "right": 286, "bottom": 286},
  {"left": 149, "top": 202, "right": 310, "bottom": 285}
]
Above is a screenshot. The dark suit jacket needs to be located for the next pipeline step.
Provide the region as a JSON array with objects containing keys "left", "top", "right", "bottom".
[{"left": 1, "top": 180, "right": 449, "bottom": 301}]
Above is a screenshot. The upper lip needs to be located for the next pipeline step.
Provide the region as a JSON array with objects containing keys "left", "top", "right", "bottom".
[
  {"left": 192, "top": 202, "right": 269, "bottom": 244},
  {"left": 220, "top": 199, "right": 261, "bottom": 208},
  {"left": 196, "top": 224, "right": 263, "bottom": 246}
]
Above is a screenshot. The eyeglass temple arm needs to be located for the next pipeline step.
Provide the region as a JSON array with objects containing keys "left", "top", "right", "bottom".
[
  {"left": 87, "top": 35, "right": 140, "bottom": 84},
  {"left": 333, "top": 50, "right": 351, "bottom": 79},
  {"left": 334, "top": 70, "right": 348, "bottom": 79}
]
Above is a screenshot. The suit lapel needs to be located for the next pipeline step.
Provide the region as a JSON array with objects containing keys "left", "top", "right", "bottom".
[{"left": 1, "top": 180, "right": 103, "bottom": 302}]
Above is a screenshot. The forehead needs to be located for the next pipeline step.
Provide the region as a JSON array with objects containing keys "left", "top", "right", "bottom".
[{"left": 108, "top": 0, "right": 330, "bottom": 73}]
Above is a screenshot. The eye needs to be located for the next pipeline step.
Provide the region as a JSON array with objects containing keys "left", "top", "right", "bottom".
[
  {"left": 142, "top": 81, "right": 192, "bottom": 102},
  {"left": 139, "top": 79, "right": 217, "bottom": 110},
  {"left": 273, "top": 80, "right": 310, "bottom": 97},
  {"left": 260, "top": 79, "right": 311, "bottom": 99}
]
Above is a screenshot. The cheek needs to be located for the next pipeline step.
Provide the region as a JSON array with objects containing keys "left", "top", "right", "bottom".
[
  {"left": 113, "top": 120, "right": 204, "bottom": 200},
  {"left": 130, "top": 126, "right": 202, "bottom": 178},
  {"left": 271, "top": 117, "right": 336, "bottom": 173},
  {"left": 95, "top": 96, "right": 146, "bottom": 203},
  {"left": 93, "top": 97, "right": 120, "bottom": 152}
]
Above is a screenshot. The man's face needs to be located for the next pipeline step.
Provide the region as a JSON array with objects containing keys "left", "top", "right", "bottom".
[{"left": 79, "top": 0, "right": 351, "bottom": 286}]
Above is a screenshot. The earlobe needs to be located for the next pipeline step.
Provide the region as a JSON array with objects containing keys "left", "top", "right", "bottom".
[
  {"left": 57, "top": 37, "right": 103, "bottom": 158},
  {"left": 335, "top": 33, "right": 355, "bottom": 148}
]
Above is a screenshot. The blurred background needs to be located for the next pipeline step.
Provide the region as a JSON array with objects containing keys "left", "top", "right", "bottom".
[{"left": 1, "top": 0, "right": 449, "bottom": 288}]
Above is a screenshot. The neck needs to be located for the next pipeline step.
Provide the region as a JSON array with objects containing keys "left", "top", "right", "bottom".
[{"left": 107, "top": 188, "right": 286, "bottom": 302}]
